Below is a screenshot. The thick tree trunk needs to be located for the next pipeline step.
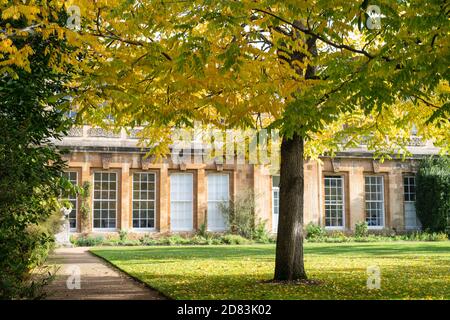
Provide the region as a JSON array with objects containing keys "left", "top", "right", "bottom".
[{"left": 274, "top": 133, "right": 307, "bottom": 281}]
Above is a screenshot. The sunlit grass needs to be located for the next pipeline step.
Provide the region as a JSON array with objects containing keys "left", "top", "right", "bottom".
[{"left": 91, "top": 242, "right": 450, "bottom": 300}]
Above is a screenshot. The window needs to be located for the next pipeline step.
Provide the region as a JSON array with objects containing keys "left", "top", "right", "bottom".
[
  {"left": 170, "top": 173, "right": 193, "bottom": 231},
  {"left": 324, "top": 176, "right": 345, "bottom": 228},
  {"left": 403, "top": 176, "right": 416, "bottom": 202},
  {"left": 404, "top": 176, "right": 421, "bottom": 230},
  {"left": 62, "top": 171, "right": 78, "bottom": 230},
  {"left": 132, "top": 172, "right": 156, "bottom": 229},
  {"left": 365, "top": 176, "right": 385, "bottom": 228},
  {"left": 207, "top": 174, "right": 229, "bottom": 231},
  {"left": 272, "top": 176, "right": 280, "bottom": 233},
  {"left": 93, "top": 172, "right": 117, "bottom": 229}
]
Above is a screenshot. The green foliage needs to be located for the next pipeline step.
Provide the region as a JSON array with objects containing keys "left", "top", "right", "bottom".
[
  {"left": 252, "top": 220, "right": 273, "bottom": 244},
  {"left": 71, "top": 229, "right": 448, "bottom": 247},
  {"left": 139, "top": 234, "right": 158, "bottom": 246},
  {"left": 401, "top": 231, "right": 448, "bottom": 242},
  {"left": 416, "top": 157, "right": 450, "bottom": 233},
  {"left": 306, "top": 231, "right": 448, "bottom": 243},
  {"left": 0, "top": 19, "right": 76, "bottom": 298},
  {"left": 197, "top": 223, "right": 210, "bottom": 239},
  {"left": 355, "top": 221, "right": 369, "bottom": 237},
  {"left": 119, "top": 230, "right": 128, "bottom": 242},
  {"left": 305, "top": 223, "right": 325, "bottom": 239},
  {"left": 79, "top": 182, "right": 91, "bottom": 224},
  {"left": 163, "top": 235, "right": 192, "bottom": 246},
  {"left": 219, "top": 234, "right": 251, "bottom": 245},
  {"left": 72, "top": 235, "right": 105, "bottom": 247},
  {"left": 218, "top": 189, "right": 257, "bottom": 239}
]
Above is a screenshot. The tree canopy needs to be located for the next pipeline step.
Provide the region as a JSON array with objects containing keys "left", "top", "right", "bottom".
[
  {"left": 2, "top": 1, "right": 449, "bottom": 156},
  {"left": 66, "top": 0, "right": 450, "bottom": 157}
]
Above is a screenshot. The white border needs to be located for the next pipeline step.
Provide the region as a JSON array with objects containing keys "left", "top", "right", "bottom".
[
  {"left": 324, "top": 176, "right": 345, "bottom": 230},
  {"left": 169, "top": 172, "right": 194, "bottom": 232},
  {"left": 131, "top": 171, "right": 157, "bottom": 231},
  {"left": 206, "top": 173, "right": 229, "bottom": 232},
  {"left": 365, "top": 175, "right": 385, "bottom": 229},
  {"left": 92, "top": 171, "right": 118, "bottom": 232},
  {"left": 272, "top": 186, "right": 279, "bottom": 233}
]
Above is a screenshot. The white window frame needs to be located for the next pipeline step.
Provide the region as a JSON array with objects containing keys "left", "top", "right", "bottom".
[
  {"left": 170, "top": 172, "right": 194, "bottom": 232},
  {"left": 364, "top": 175, "right": 385, "bottom": 229},
  {"left": 403, "top": 176, "right": 416, "bottom": 202},
  {"left": 324, "top": 176, "right": 345, "bottom": 230},
  {"left": 272, "top": 186, "right": 279, "bottom": 233},
  {"left": 132, "top": 172, "right": 157, "bottom": 231},
  {"left": 92, "top": 171, "right": 118, "bottom": 231},
  {"left": 62, "top": 171, "right": 78, "bottom": 232},
  {"left": 403, "top": 175, "right": 421, "bottom": 230},
  {"left": 207, "top": 173, "right": 230, "bottom": 232}
]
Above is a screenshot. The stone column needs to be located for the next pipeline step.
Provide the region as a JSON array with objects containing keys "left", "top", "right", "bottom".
[
  {"left": 388, "top": 171, "right": 404, "bottom": 231},
  {"left": 196, "top": 168, "right": 207, "bottom": 230},
  {"left": 348, "top": 167, "right": 365, "bottom": 231},
  {"left": 120, "top": 164, "right": 130, "bottom": 230},
  {"left": 252, "top": 165, "right": 272, "bottom": 230},
  {"left": 159, "top": 164, "right": 170, "bottom": 232}
]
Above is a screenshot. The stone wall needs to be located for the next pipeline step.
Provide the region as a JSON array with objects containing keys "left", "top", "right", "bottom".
[{"left": 65, "top": 150, "right": 420, "bottom": 235}]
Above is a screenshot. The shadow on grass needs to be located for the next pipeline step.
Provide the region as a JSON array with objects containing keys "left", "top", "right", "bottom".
[
  {"left": 91, "top": 243, "right": 450, "bottom": 263},
  {"left": 303, "top": 243, "right": 450, "bottom": 256},
  {"left": 92, "top": 245, "right": 276, "bottom": 262}
]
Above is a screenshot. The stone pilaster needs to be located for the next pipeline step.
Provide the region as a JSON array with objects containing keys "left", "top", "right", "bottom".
[
  {"left": 388, "top": 171, "right": 404, "bottom": 231},
  {"left": 159, "top": 164, "right": 170, "bottom": 232},
  {"left": 348, "top": 167, "right": 366, "bottom": 231},
  {"left": 196, "top": 169, "right": 207, "bottom": 230},
  {"left": 120, "top": 164, "right": 130, "bottom": 230}
]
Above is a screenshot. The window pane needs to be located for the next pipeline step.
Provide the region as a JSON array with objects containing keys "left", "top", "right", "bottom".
[
  {"left": 207, "top": 174, "right": 229, "bottom": 231},
  {"left": 324, "top": 176, "right": 344, "bottom": 227},
  {"left": 93, "top": 172, "right": 117, "bottom": 229},
  {"left": 365, "top": 176, "right": 384, "bottom": 227},
  {"left": 170, "top": 173, "right": 193, "bottom": 231},
  {"left": 132, "top": 173, "right": 156, "bottom": 229}
]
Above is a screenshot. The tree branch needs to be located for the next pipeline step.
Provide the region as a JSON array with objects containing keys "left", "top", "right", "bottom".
[{"left": 252, "top": 8, "right": 375, "bottom": 59}]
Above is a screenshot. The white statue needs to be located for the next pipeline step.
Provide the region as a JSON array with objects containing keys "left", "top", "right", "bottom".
[{"left": 55, "top": 204, "right": 73, "bottom": 247}]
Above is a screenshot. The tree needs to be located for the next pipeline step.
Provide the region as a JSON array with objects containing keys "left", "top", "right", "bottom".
[
  {"left": 0, "top": 0, "right": 90, "bottom": 298},
  {"left": 69, "top": 0, "right": 449, "bottom": 281},
  {"left": 5, "top": 1, "right": 448, "bottom": 282}
]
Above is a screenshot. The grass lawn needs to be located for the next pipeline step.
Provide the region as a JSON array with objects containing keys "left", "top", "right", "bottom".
[{"left": 90, "top": 242, "right": 450, "bottom": 300}]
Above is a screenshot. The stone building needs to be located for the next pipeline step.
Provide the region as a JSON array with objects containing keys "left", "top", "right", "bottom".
[{"left": 56, "top": 126, "right": 439, "bottom": 236}]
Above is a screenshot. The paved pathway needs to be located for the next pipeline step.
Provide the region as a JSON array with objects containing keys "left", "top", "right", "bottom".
[{"left": 44, "top": 247, "right": 166, "bottom": 300}]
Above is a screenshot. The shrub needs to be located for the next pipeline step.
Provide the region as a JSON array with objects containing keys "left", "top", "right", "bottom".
[
  {"left": 252, "top": 220, "right": 272, "bottom": 243},
  {"left": 139, "top": 234, "right": 158, "bottom": 246},
  {"left": 197, "top": 223, "right": 211, "bottom": 239},
  {"left": 220, "top": 234, "right": 251, "bottom": 245},
  {"left": 416, "top": 156, "right": 450, "bottom": 233},
  {"left": 119, "top": 230, "right": 128, "bottom": 242},
  {"left": 73, "top": 235, "right": 104, "bottom": 247},
  {"left": 305, "top": 223, "right": 325, "bottom": 239},
  {"left": 159, "top": 235, "right": 191, "bottom": 246},
  {"left": 190, "top": 235, "right": 209, "bottom": 245},
  {"left": 401, "top": 231, "right": 448, "bottom": 241},
  {"left": 218, "top": 189, "right": 256, "bottom": 239},
  {"left": 355, "top": 221, "right": 369, "bottom": 237}
]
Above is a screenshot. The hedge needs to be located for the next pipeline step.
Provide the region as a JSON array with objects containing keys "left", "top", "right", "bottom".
[{"left": 416, "top": 157, "right": 450, "bottom": 233}]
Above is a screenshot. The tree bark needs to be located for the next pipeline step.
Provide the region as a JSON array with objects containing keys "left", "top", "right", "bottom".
[
  {"left": 274, "top": 133, "right": 307, "bottom": 281},
  {"left": 272, "top": 20, "right": 316, "bottom": 282}
]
